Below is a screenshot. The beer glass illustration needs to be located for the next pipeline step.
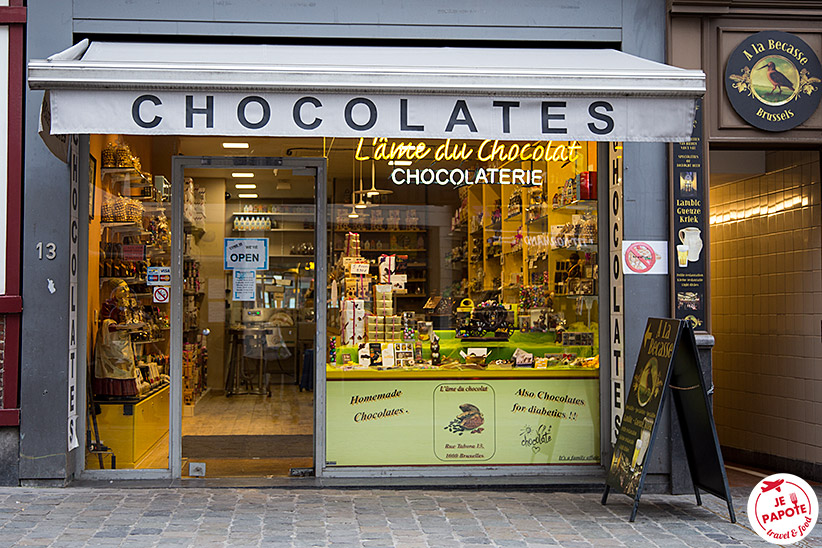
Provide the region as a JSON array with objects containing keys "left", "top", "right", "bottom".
[
  {"left": 630, "top": 437, "right": 643, "bottom": 471},
  {"left": 631, "top": 417, "right": 654, "bottom": 471},
  {"left": 676, "top": 245, "right": 689, "bottom": 267},
  {"left": 678, "top": 227, "right": 703, "bottom": 262}
]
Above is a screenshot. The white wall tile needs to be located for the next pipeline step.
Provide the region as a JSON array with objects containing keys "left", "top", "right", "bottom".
[{"left": 710, "top": 151, "right": 821, "bottom": 464}]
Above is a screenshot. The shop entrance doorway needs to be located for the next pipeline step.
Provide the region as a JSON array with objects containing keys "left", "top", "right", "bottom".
[{"left": 171, "top": 156, "right": 325, "bottom": 478}]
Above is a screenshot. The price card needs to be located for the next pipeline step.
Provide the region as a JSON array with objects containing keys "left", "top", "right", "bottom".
[{"left": 349, "top": 263, "right": 370, "bottom": 275}]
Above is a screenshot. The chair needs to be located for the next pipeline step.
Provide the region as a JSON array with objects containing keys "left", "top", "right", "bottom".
[{"left": 299, "top": 348, "right": 314, "bottom": 392}]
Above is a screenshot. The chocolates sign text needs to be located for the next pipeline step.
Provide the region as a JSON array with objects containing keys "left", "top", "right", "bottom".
[
  {"left": 130, "top": 94, "right": 615, "bottom": 136},
  {"left": 47, "top": 90, "right": 696, "bottom": 141}
]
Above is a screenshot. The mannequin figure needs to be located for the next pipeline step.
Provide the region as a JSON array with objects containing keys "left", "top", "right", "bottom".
[{"left": 93, "top": 278, "right": 141, "bottom": 397}]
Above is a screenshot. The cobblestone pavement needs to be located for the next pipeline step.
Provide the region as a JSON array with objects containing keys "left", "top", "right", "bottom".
[{"left": 0, "top": 486, "right": 819, "bottom": 547}]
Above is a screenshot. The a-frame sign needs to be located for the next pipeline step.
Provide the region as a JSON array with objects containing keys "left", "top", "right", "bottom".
[{"left": 602, "top": 318, "right": 736, "bottom": 523}]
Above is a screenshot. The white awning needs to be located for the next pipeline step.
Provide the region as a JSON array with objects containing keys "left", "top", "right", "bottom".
[{"left": 29, "top": 40, "right": 705, "bottom": 141}]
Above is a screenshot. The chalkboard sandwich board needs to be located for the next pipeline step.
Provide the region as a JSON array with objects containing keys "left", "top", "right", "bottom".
[{"left": 602, "top": 318, "right": 735, "bottom": 523}]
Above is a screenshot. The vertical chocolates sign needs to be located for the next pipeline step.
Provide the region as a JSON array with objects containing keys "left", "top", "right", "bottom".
[
  {"left": 609, "top": 142, "right": 624, "bottom": 445},
  {"left": 672, "top": 99, "right": 707, "bottom": 330}
]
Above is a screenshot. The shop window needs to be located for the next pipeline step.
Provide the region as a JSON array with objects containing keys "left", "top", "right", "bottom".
[
  {"left": 87, "top": 137, "right": 171, "bottom": 470},
  {"left": 325, "top": 138, "right": 601, "bottom": 467}
]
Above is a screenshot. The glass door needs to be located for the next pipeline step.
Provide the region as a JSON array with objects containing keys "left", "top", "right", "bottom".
[{"left": 171, "top": 156, "right": 324, "bottom": 479}]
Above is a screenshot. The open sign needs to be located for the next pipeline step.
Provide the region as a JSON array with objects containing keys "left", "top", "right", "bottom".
[{"left": 224, "top": 238, "right": 269, "bottom": 270}]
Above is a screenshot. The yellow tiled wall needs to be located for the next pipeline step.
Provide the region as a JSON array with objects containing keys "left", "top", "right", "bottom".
[{"left": 710, "top": 150, "right": 821, "bottom": 465}]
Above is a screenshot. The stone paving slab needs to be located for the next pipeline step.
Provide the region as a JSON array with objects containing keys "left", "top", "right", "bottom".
[{"left": 0, "top": 486, "right": 818, "bottom": 547}]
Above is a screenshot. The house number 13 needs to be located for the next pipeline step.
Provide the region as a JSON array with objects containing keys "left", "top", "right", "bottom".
[{"left": 36, "top": 242, "right": 56, "bottom": 260}]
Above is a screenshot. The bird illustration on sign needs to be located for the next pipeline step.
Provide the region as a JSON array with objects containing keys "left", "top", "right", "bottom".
[
  {"left": 758, "top": 61, "right": 794, "bottom": 95},
  {"left": 730, "top": 54, "right": 818, "bottom": 107}
]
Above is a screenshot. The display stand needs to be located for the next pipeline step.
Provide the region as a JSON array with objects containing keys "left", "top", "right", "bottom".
[
  {"left": 89, "top": 384, "right": 170, "bottom": 469},
  {"left": 602, "top": 318, "right": 735, "bottom": 523}
]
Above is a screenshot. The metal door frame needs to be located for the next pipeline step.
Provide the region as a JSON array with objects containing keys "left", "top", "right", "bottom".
[{"left": 170, "top": 155, "right": 326, "bottom": 479}]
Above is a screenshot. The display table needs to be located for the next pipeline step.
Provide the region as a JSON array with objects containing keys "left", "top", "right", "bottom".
[
  {"left": 327, "top": 367, "right": 598, "bottom": 380},
  {"left": 89, "top": 384, "right": 169, "bottom": 469},
  {"left": 436, "top": 329, "right": 598, "bottom": 360},
  {"left": 334, "top": 328, "right": 599, "bottom": 366}
]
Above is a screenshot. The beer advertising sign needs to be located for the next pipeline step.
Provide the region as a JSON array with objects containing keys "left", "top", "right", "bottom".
[{"left": 725, "top": 31, "right": 822, "bottom": 132}]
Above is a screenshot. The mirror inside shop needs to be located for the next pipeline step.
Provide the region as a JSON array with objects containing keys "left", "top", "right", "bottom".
[{"left": 86, "top": 135, "right": 601, "bottom": 476}]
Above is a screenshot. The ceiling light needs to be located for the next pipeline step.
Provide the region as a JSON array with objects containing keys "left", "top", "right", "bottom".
[
  {"left": 238, "top": 193, "right": 258, "bottom": 199},
  {"left": 222, "top": 142, "right": 249, "bottom": 149},
  {"left": 348, "top": 208, "right": 360, "bottom": 219},
  {"left": 356, "top": 161, "right": 393, "bottom": 197},
  {"left": 234, "top": 183, "right": 256, "bottom": 189},
  {"left": 232, "top": 172, "right": 255, "bottom": 178},
  {"left": 388, "top": 160, "right": 413, "bottom": 166}
]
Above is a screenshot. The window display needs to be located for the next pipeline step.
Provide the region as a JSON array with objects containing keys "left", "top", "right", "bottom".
[
  {"left": 325, "top": 139, "right": 601, "bottom": 468},
  {"left": 87, "top": 139, "right": 173, "bottom": 469}
]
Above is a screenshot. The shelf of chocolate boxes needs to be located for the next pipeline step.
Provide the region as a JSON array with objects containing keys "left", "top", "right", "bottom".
[
  {"left": 332, "top": 232, "right": 425, "bottom": 295},
  {"left": 129, "top": 352, "right": 170, "bottom": 396},
  {"left": 335, "top": 233, "right": 432, "bottom": 368},
  {"left": 98, "top": 221, "right": 170, "bottom": 281},
  {"left": 553, "top": 171, "right": 598, "bottom": 210},
  {"left": 101, "top": 142, "right": 169, "bottom": 213}
]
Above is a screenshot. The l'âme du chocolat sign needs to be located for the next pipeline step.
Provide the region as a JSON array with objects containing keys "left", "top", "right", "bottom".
[{"left": 725, "top": 31, "right": 822, "bottom": 131}]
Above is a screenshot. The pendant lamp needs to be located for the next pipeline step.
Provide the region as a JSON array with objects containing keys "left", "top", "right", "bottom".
[
  {"left": 348, "top": 156, "right": 360, "bottom": 218},
  {"left": 355, "top": 161, "right": 393, "bottom": 197},
  {"left": 355, "top": 161, "right": 368, "bottom": 209}
]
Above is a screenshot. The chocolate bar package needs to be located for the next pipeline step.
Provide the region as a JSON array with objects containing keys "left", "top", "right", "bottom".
[
  {"left": 357, "top": 343, "right": 371, "bottom": 366},
  {"left": 378, "top": 254, "right": 396, "bottom": 284},
  {"left": 344, "top": 276, "right": 372, "bottom": 300},
  {"left": 368, "top": 343, "right": 383, "bottom": 366},
  {"left": 340, "top": 299, "right": 366, "bottom": 346}
]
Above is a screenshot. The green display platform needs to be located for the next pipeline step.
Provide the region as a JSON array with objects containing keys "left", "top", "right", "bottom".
[{"left": 336, "top": 323, "right": 598, "bottom": 365}]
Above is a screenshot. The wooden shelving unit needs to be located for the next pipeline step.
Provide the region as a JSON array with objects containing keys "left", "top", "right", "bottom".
[{"left": 461, "top": 143, "right": 600, "bottom": 329}]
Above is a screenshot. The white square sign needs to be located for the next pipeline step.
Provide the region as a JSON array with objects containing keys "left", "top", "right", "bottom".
[
  {"left": 224, "top": 238, "right": 269, "bottom": 270},
  {"left": 622, "top": 241, "right": 668, "bottom": 275},
  {"left": 153, "top": 286, "right": 170, "bottom": 304}
]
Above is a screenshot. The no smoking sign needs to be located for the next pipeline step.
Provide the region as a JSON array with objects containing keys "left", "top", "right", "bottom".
[
  {"left": 153, "top": 286, "right": 170, "bottom": 304},
  {"left": 622, "top": 240, "right": 668, "bottom": 275}
]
